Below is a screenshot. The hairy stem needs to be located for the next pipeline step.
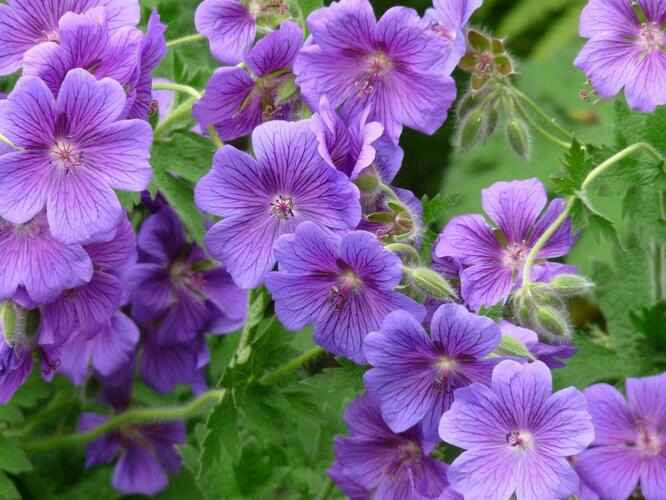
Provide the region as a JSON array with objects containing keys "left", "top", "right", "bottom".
[
  {"left": 521, "top": 196, "right": 575, "bottom": 288},
  {"left": 207, "top": 125, "right": 224, "bottom": 149},
  {"left": 514, "top": 100, "right": 571, "bottom": 150},
  {"left": 384, "top": 243, "right": 421, "bottom": 264},
  {"left": 20, "top": 390, "right": 225, "bottom": 452},
  {"left": 260, "top": 346, "right": 325, "bottom": 384},
  {"left": 166, "top": 33, "right": 205, "bottom": 48},
  {"left": 153, "top": 96, "right": 198, "bottom": 139},
  {"left": 152, "top": 82, "right": 202, "bottom": 100},
  {"left": 508, "top": 84, "right": 574, "bottom": 141}
]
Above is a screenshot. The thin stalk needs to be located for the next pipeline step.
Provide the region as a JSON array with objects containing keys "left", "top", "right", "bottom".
[
  {"left": 166, "top": 33, "right": 205, "bottom": 48},
  {"left": 20, "top": 390, "right": 225, "bottom": 452},
  {"left": 514, "top": 100, "right": 571, "bottom": 150},
  {"left": 580, "top": 142, "right": 663, "bottom": 192},
  {"left": 0, "top": 132, "right": 20, "bottom": 150},
  {"left": 384, "top": 243, "right": 421, "bottom": 264},
  {"left": 508, "top": 84, "right": 574, "bottom": 141},
  {"left": 154, "top": 96, "right": 198, "bottom": 139},
  {"left": 152, "top": 82, "right": 202, "bottom": 100},
  {"left": 521, "top": 197, "right": 575, "bottom": 287},
  {"left": 207, "top": 125, "right": 223, "bottom": 149},
  {"left": 260, "top": 346, "right": 325, "bottom": 384}
]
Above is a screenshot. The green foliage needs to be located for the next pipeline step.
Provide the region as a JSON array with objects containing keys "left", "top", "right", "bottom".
[{"left": 0, "top": 436, "right": 32, "bottom": 500}]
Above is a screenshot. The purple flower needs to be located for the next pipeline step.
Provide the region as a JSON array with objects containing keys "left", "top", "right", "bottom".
[
  {"left": 499, "top": 320, "right": 577, "bottom": 369},
  {"left": 139, "top": 325, "right": 209, "bottom": 395},
  {"left": 0, "top": 334, "right": 33, "bottom": 403},
  {"left": 127, "top": 11, "right": 167, "bottom": 121},
  {"left": 80, "top": 413, "right": 185, "bottom": 496},
  {"left": 0, "top": 69, "right": 153, "bottom": 244},
  {"left": 40, "top": 217, "right": 135, "bottom": 346},
  {"left": 363, "top": 304, "right": 502, "bottom": 441},
  {"left": 435, "top": 178, "right": 576, "bottom": 311},
  {"left": 310, "top": 96, "right": 384, "bottom": 179},
  {"left": 193, "top": 21, "right": 303, "bottom": 142},
  {"left": 0, "top": 0, "right": 140, "bottom": 76},
  {"left": 331, "top": 394, "right": 449, "bottom": 499},
  {"left": 574, "top": 0, "right": 666, "bottom": 112},
  {"left": 576, "top": 373, "right": 666, "bottom": 500},
  {"left": 195, "top": 0, "right": 289, "bottom": 65},
  {"left": 0, "top": 213, "right": 92, "bottom": 304},
  {"left": 58, "top": 311, "right": 140, "bottom": 385},
  {"left": 22, "top": 8, "right": 143, "bottom": 102},
  {"left": 439, "top": 360, "right": 594, "bottom": 499},
  {"left": 195, "top": 119, "right": 361, "bottom": 289},
  {"left": 128, "top": 206, "right": 247, "bottom": 344},
  {"left": 424, "top": 0, "right": 483, "bottom": 72},
  {"left": 294, "top": 0, "right": 456, "bottom": 143},
  {"left": 265, "top": 222, "right": 424, "bottom": 364}
]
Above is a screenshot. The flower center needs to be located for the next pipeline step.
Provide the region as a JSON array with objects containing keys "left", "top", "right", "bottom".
[
  {"left": 270, "top": 194, "right": 294, "bottom": 220},
  {"left": 435, "top": 356, "right": 457, "bottom": 378},
  {"left": 40, "top": 29, "right": 60, "bottom": 43},
  {"left": 169, "top": 261, "right": 204, "bottom": 292},
  {"left": 506, "top": 430, "right": 534, "bottom": 450},
  {"left": 354, "top": 51, "right": 393, "bottom": 96},
  {"left": 637, "top": 22, "right": 663, "bottom": 52},
  {"left": 51, "top": 139, "right": 82, "bottom": 171},
  {"left": 328, "top": 269, "right": 362, "bottom": 312},
  {"left": 248, "top": 0, "right": 289, "bottom": 18},
  {"left": 385, "top": 441, "right": 423, "bottom": 480},
  {"left": 635, "top": 421, "right": 662, "bottom": 456},
  {"left": 502, "top": 241, "right": 529, "bottom": 273}
]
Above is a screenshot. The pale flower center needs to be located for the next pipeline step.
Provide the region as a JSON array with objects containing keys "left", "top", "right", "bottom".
[
  {"left": 506, "top": 430, "right": 534, "bottom": 450},
  {"left": 170, "top": 261, "right": 204, "bottom": 292},
  {"left": 270, "top": 194, "right": 294, "bottom": 220},
  {"left": 51, "top": 139, "right": 82, "bottom": 171},
  {"left": 354, "top": 51, "right": 393, "bottom": 96},
  {"left": 432, "top": 21, "right": 456, "bottom": 42},
  {"left": 637, "top": 21, "right": 663, "bottom": 52},
  {"left": 635, "top": 421, "right": 662, "bottom": 456},
  {"left": 435, "top": 356, "right": 458, "bottom": 379},
  {"left": 385, "top": 441, "right": 423, "bottom": 479},
  {"left": 502, "top": 241, "right": 530, "bottom": 273},
  {"left": 13, "top": 218, "right": 42, "bottom": 238},
  {"left": 328, "top": 270, "right": 363, "bottom": 312}
]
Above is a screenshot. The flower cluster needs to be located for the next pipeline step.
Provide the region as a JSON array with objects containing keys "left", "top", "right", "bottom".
[{"left": 0, "top": 0, "right": 661, "bottom": 498}]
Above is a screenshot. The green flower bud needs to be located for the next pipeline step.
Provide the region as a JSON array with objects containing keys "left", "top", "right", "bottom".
[
  {"left": 505, "top": 118, "right": 531, "bottom": 159},
  {"left": 536, "top": 306, "right": 571, "bottom": 339},
  {"left": 2, "top": 302, "right": 16, "bottom": 343},
  {"left": 458, "top": 108, "right": 486, "bottom": 151},
  {"left": 549, "top": 274, "right": 595, "bottom": 297},
  {"left": 494, "top": 335, "right": 536, "bottom": 361},
  {"left": 485, "top": 104, "right": 499, "bottom": 137},
  {"left": 354, "top": 174, "right": 379, "bottom": 193},
  {"left": 405, "top": 267, "right": 457, "bottom": 300}
]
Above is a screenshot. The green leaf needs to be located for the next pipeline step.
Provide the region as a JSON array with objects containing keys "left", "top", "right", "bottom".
[
  {"left": 421, "top": 193, "right": 462, "bottom": 225},
  {"left": 553, "top": 336, "right": 626, "bottom": 389},
  {"left": 551, "top": 139, "right": 593, "bottom": 197},
  {"left": 477, "top": 303, "right": 505, "bottom": 322},
  {"left": 115, "top": 191, "right": 140, "bottom": 212},
  {"left": 294, "top": 0, "right": 323, "bottom": 24},
  {"left": 630, "top": 302, "right": 666, "bottom": 360},
  {"left": 0, "top": 472, "right": 20, "bottom": 500},
  {"left": 151, "top": 168, "right": 205, "bottom": 246},
  {"left": 0, "top": 436, "right": 32, "bottom": 474},
  {"left": 494, "top": 336, "right": 536, "bottom": 361},
  {"left": 199, "top": 391, "right": 239, "bottom": 474},
  {"left": 151, "top": 131, "right": 215, "bottom": 184}
]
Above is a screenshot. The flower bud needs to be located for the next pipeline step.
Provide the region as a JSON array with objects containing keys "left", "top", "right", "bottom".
[
  {"left": 1, "top": 302, "right": 40, "bottom": 344},
  {"left": 354, "top": 174, "right": 380, "bottom": 193},
  {"left": 485, "top": 104, "right": 499, "bottom": 137},
  {"left": 458, "top": 108, "right": 486, "bottom": 151},
  {"left": 536, "top": 305, "right": 571, "bottom": 340},
  {"left": 549, "top": 274, "right": 595, "bottom": 297},
  {"left": 494, "top": 335, "right": 536, "bottom": 361},
  {"left": 405, "top": 267, "right": 457, "bottom": 300},
  {"left": 505, "top": 118, "right": 531, "bottom": 159},
  {"left": 1, "top": 302, "right": 16, "bottom": 343}
]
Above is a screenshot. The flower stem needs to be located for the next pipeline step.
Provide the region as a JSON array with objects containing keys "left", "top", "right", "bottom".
[
  {"left": 580, "top": 142, "right": 663, "bottom": 192},
  {"left": 154, "top": 96, "right": 198, "bottom": 139},
  {"left": 514, "top": 100, "right": 572, "bottom": 150},
  {"left": 384, "top": 243, "right": 421, "bottom": 264},
  {"left": 207, "top": 125, "right": 223, "bottom": 149},
  {"left": 166, "top": 33, "right": 205, "bottom": 48},
  {"left": 521, "top": 196, "right": 575, "bottom": 288},
  {"left": 152, "top": 82, "right": 202, "bottom": 100},
  {"left": 19, "top": 390, "right": 225, "bottom": 452},
  {"left": 260, "top": 346, "right": 325, "bottom": 384},
  {"left": 508, "top": 84, "right": 574, "bottom": 141},
  {"left": 0, "top": 132, "right": 20, "bottom": 150}
]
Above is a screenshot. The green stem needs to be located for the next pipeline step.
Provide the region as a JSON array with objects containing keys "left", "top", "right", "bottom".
[
  {"left": 207, "top": 125, "right": 224, "bottom": 149},
  {"left": 514, "top": 101, "right": 571, "bottom": 150},
  {"left": 152, "top": 82, "right": 202, "bottom": 100},
  {"left": 20, "top": 390, "right": 225, "bottom": 452},
  {"left": 166, "top": 33, "right": 205, "bottom": 48},
  {"left": 580, "top": 142, "right": 663, "bottom": 192},
  {"left": 154, "top": 96, "right": 198, "bottom": 139},
  {"left": 0, "top": 132, "right": 20, "bottom": 150},
  {"left": 521, "top": 196, "right": 575, "bottom": 287},
  {"left": 508, "top": 84, "right": 574, "bottom": 141},
  {"left": 260, "top": 347, "right": 325, "bottom": 384}
]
